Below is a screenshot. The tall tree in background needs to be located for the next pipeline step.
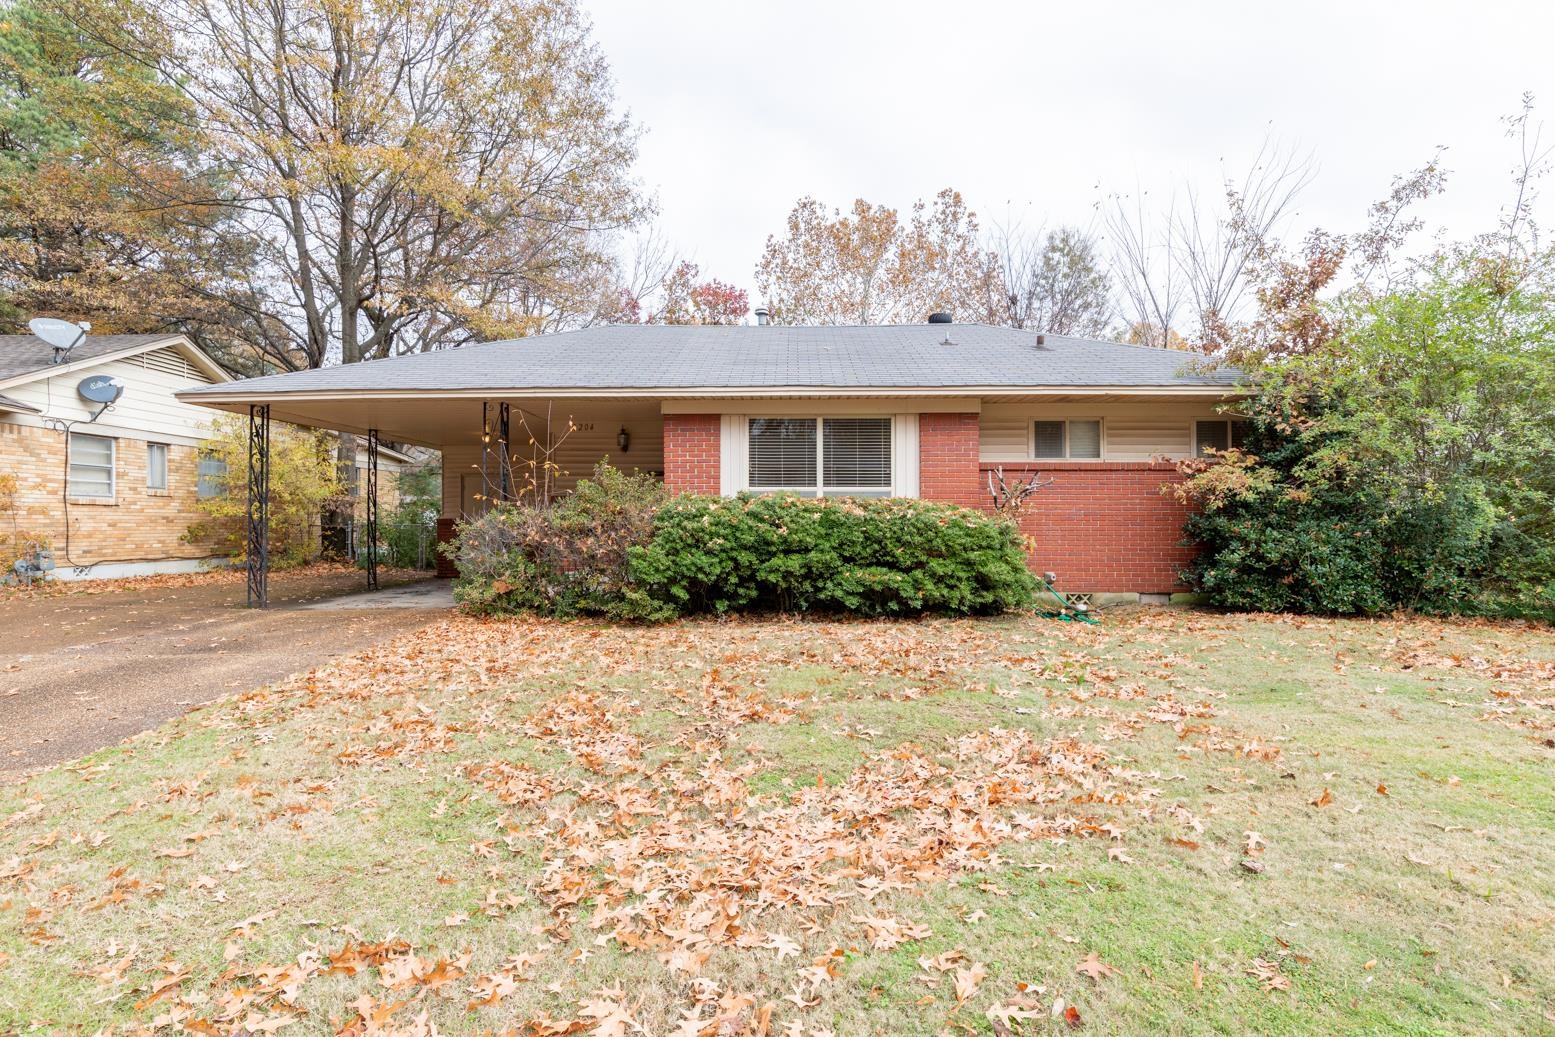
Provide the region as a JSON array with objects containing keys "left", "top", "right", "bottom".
[
  {"left": 755, "top": 189, "right": 988, "bottom": 325},
  {"left": 109, "top": 0, "right": 648, "bottom": 372},
  {"left": 978, "top": 224, "right": 1112, "bottom": 336},
  {"left": 654, "top": 261, "right": 748, "bottom": 324},
  {"left": 612, "top": 236, "right": 748, "bottom": 325},
  {"left": 1104, "top": 143, "right": 1313, "bottom": 350},
  {"left": 0, "top": 0, "right": 237, "bottom": 341}
]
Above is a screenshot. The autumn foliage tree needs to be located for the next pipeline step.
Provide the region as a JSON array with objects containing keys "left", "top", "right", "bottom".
[
  {"left": 187, "top": 415, "right": 343, "bottom": 565},
  {"left": 0, "top": 0, "right": 236, "bottom": 340},
  {"left": 619, "top": 259, "right": 748, "bottom": 325},
  {"left": 755, "top": 189, "right": 989, "bottom": 325},
  {"left": 977, "top": 224, "right": 1113, "bottom": 336},
  {"left": 105, "top": 0, "right": 648, "bottom": 371}
]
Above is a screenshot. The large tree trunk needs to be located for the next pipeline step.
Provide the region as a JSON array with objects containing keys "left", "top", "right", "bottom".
[{"left": 324, "top": 178, "right": 362, "bottom": 559}]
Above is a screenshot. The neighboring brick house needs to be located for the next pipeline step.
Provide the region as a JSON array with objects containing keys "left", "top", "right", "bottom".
[
  {"left": 0, "top": 332, "right": 237, "bottom": 580},
  {"left": 180, "top": 318, "right": 1246, "bottom": 597}
]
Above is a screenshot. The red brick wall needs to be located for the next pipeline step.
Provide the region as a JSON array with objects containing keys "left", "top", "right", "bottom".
[
  {"left": 914, "top": 413, "right": 1192, "bottom": 593},
  {"left": 663, "top": 414, "right": 721, "bottom": 494},
  {"left": 979, "top": 462, "right": 1193, "bottom": 594},
  {"left": 662, "top": 410, "right": 1194, "bottom": 593},
  {"left": 434, "top": 517, "right": 459, "bottom": 578},
  {"left": 917, "top": 413, "right": 983, "bottom": 508}
]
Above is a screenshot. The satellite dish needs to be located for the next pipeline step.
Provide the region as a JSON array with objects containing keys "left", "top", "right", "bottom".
[
  {"left": 78, "top": 375, "right": 124, "bottom": 405},
  {"left": 77, "top": 375, "right": 124, "bottom": 420},
  {"left": 29, "top": 317, "right": 89, "bottom": 364}
]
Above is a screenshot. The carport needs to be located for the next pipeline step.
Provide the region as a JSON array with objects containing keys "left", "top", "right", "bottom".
[{"left": 178, "top": 343, "right": 671, "bottom": 607}]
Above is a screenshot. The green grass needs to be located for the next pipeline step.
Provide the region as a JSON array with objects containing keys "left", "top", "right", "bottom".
[{"left": 2, "top": 608, "right": 1553, "bottom": 1035}]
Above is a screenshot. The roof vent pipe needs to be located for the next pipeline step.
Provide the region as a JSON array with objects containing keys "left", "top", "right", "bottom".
[
  {"left": 1035, "top": 334, "right": 1047, "bottom": 349},
  {"left": 927, "top": 312, "right": 953, "bottom": 324},
  {"left": 754, "top": 307, "right": 771, "bottom": 326}
]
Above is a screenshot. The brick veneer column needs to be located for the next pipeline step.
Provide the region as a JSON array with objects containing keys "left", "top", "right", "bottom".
[
  {"left": 662, "top": 413, "right": 721, "bottom": 494},
  {"left": 981, "top": 461, "right": 1194, "bottom": 594},
  {"left": 917, "top": 412, "right": 983, "bottom": 508},
  {"left": 434, "top": 517, "right": 459, "bottom": 577}
]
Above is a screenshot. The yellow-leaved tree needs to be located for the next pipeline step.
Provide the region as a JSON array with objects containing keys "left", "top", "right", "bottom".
[{"left": 186, "top": 416, "right": 343, "bottom": 566}]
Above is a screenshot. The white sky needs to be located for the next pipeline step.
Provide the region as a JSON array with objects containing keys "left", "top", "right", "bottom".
[{"left": 587, "top": 0, "right": 1555, "bottom": 303}]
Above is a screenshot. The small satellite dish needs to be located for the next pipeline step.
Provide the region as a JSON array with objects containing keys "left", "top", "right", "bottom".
[
  {"left": 77, "top": 375, "right": 124, "bottom": 419},
  {"left": 29, "top": 317, "right": 89, "bottom": 364},
  {"left": 78, "top": 375, "right": 124, "bottom": 405}
]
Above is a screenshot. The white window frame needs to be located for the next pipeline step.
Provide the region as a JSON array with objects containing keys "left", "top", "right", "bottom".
[
  {"left": 743, "top": 416, "right": 896, "bottom": 497},
  {"left": 1192, "top": 418, "right": 1251, "bottom": 457},
  {"left": 1030, "top": 418, "right": 1105, "bottom": 460},
  {"left": 146, "top": 442, "right": 169, "bottom": 490},
  {"left": 68, "top": 432, "right": 116, "bottom": 499}
]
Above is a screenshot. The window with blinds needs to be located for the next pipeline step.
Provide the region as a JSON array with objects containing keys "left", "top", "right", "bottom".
[
  {"left": 748, "top": 418, "right": 817, "bottom": 494},
  {"left": 823, "top": 418, "right": 892, "bottom": 495},
  {"left": 748, "top": 417, "right": 892, "bottom": 496},
  {"left": 1033, "top": 419, "right": 1102, "bottom": 459},
  {"left": 1195, "top": 419, "right": 1250, "bottom": 457},
  {"left": 68, "top": 433, "right": 115, "bottom": 498}
]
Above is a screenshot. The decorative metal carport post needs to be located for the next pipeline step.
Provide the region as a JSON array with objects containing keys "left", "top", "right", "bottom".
[
  {"left": 365, "top": 428, "right": 380, "bottom": 591},
  {"left": 497, "top": 402, "right": 512, "bottom": 501},
  {"left": 246, "top": 403, "right": 270, "bottom": 608}
]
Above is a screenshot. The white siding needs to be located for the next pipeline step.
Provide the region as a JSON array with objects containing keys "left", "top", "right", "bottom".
[
  {"left": 2, "top": 353, "right": 221, "bottom": 446},
  {"left": 1105, "top": 420, "right": 1193, "bottom": 461},
  {"left": 979, "top": 401, "right": 1221, "bottom": 462}
]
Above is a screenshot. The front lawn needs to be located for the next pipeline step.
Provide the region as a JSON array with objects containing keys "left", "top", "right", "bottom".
[{"left": 2, "top": 608, "right": 1552, "bottom": 1035}]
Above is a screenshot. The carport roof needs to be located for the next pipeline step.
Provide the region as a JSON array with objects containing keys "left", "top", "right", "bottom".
[{"left": 179, "top": 323, "right": 1243, "bottom": 399}]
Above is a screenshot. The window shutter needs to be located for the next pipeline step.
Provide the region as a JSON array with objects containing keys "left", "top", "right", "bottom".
[
  {"left": 1033, "top": 421, "right": 1065, "bottom": 459},
  {"left": 823, "top": 417, "right": 891, "bottom": 491},
  {"left": 1068, "top": 420, "right": 1102, "bottom": 459},
  {"left": 1196, "top": 420, "right": 1230, "bottom": 456},
  {"left": 748, "top": 418, "right": 816, "bottom": 489},
  {"left": 1230, "top": 420, "right": 1250, "bottom": 450}
]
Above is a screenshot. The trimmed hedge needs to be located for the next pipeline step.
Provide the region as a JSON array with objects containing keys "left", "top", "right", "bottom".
[
  {"left": 625, "top": 493, "right": 1038, "bottom": 618},
  {"left": 449, "top": 472, "right": 1039, "bottom": 620}
]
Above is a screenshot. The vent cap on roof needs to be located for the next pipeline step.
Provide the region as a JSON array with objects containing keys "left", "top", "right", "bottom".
[
  {"left": 927, "top": 312, "right": 953, "bottom": 324},
  {"left": 753, "top": 307, "right": 771, "bottom": 326}
]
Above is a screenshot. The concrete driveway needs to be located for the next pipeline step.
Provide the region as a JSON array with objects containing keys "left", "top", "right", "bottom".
[{"left": 0, "top": 567, "right": 452, "bottom": 783}]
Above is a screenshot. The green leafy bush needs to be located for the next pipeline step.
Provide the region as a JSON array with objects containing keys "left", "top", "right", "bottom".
[
  {"left": 451, "top": 470, "right": 1038, "bottom": 621},
  {"left": 626, "top": 494, "right": 1037, "bottom": 618},
  {"left": 450, "top": 462, "right": 670, "bottom": 618}
]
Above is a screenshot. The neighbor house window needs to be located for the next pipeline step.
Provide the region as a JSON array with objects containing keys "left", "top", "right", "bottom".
[
  {"left": 1032, "top": 419, "right": 1102, "bottom": 459},
  {"left": 197, "top": 454, "right": 227, "bottom": 499},
  {"left": 68, "top": 433, "right": 115, "bottom": 498},
  {"left": 146, "top": 442, "right": 169, "bottom": 490},
  {"left": 1195, "top": 419, "right": 1251, "bottom": 457},
  {"left": 748, "top": 417, "right": 892, "bottom": 496}
]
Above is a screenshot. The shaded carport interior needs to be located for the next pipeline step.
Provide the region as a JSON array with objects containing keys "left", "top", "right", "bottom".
[{"left": 179, "top": 390, "right": 668, "bottom": 606}]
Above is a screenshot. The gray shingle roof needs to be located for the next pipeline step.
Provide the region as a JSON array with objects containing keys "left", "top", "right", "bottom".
[
  {"left": 0, "top": 333, "right": 183, "bottom": 383},
  {"left": 181, "top": 324, "right": 1241, "bottom": 397}
]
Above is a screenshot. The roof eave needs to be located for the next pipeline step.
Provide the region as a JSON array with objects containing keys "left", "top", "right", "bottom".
[{"left": 0, "top": 334, "right": 232, "bottom": 392}]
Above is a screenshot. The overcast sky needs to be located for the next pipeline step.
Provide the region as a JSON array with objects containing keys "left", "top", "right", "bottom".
[{"left": 586, "top": 0, "right": 1554, "bottom": 305}]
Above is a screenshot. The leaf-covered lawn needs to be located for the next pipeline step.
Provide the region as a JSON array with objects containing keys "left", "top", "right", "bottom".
[{"left": 2, "top": 608, "right": 1553, "bottom": 1035}]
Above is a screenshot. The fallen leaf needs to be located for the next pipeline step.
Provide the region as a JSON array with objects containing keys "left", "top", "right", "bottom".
[{"left": 1076, "top": 952, "right": 1117, "bottom": 981}]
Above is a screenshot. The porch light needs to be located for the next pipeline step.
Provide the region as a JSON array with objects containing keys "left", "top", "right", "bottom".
[{"left": 616, "top": 425, "right": 630, "bottom": 452}]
